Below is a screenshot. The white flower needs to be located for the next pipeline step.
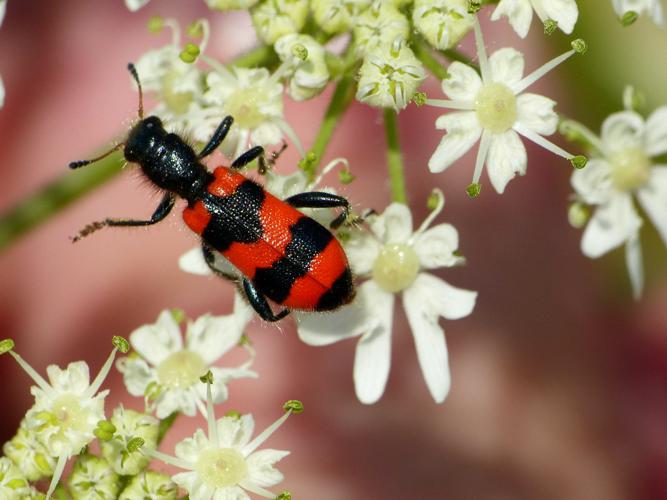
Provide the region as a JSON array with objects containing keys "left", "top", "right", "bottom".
[
  {"left": 354, "top": 3, "right": 410, "bottom": 57},
  {"left": 0, "top": 457, "right": 31, "bottom": 498},
  {"left": 202, "top": 65, "right": 302, "bottom": 158},
  {"left": 150, "top": 380, "right": 296, "bottom": 499},
  {"left": 117, "top": 309, "right": 256, "bottom": 419},
  {"left": 357, "top": 37, "right": 426, "bottom": 111},
  {"left": 491, "top": 0, "right": 579, "bottom": 38},
  {"left": 119, "top": 470, "right": 178, "bottom": 500},
  {"left": 68, "top": 455, "right": 120, "bottom": 500},
  {"left": 412, "top": 0, "right": 474, "bottom": 50},
  {"left": 297, "top": 192, "right": 477, "bottom": 404},
  {"left": 251, "top": 0, "right": 309, "bottom": 44},
  {"left": 612, "top": 0, "right": 664, "bottom": 25},
  {"left": 3, "top": 421, "right": 56, "bottom": 481},
  {"left": 571, "top": 106, "right": 667, "bottom": 298},
  {"left": 312, "top": 0, "right": 372, "bottom": 33},
  {"left": 427, "top": 19, "right": 582, "bottom": 194},
  {"left": 99, "top": 407, "right": 159, "bottom": 475},
  {"left": 274, "top": 34, "right": 330, "bottom": 101},
  {"left": 2, "top": 339, "right": 120, "bottom": 499}
]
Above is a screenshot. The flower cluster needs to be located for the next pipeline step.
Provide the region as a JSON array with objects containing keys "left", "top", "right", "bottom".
[{"left": 1, "top": 310, "right": 297, "bottom": 499}]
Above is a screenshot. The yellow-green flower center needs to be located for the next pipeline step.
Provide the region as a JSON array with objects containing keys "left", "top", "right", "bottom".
[
  {"left": 474, "top": 82, "right": 517, "bottom": 133},
  {"left": 196, "top": 448, "right": 248, "bottom": 488},
  {"left": 156, "top": 350, "right": 206, "bottom": 389},
  {"left": 224, "top": 87, "right": 270, "bottom": 130},
  {"left": 609, "top": 146, "right": 651, "bottom": 192},
  {"left": 47, "top": 394, "right": 90, "bottom": 435},
  {"left": 161, "top": 71, "right": 194, "bottom": 115},
  {"left": 372, "top": 243, "right": 420, "bottom": 293}
]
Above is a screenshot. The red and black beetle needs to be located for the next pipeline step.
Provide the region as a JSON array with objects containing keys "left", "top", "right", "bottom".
[{"left": 70, "top": 63, "right": 355, "bottom": 321}]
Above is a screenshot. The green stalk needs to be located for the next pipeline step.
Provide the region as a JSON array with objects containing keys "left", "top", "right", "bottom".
[
  {"left": 0, "top": 45, "right": 276, "bottom": 252},
  {"left": 383, "top": 109, "right": 407, "bottom": 204},
  {"left": 301, "top": 74, "right": 356, "bottom": 181},
  {"left": 0, "top": 153, "right": 124, "bottom": 250}
]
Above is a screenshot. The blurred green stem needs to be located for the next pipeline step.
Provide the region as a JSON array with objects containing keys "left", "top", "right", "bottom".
[
  {"left": 384, "top": 109, "right": 407, "bottom": 204},
  {"left": 0, "top": 44, "right": 275, "bottom": 252}
]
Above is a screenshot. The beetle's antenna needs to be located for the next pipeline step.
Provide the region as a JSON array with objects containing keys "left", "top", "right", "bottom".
[
  {"left": 127, "top": 62, "right": 144, "bottom": 119},
  {"left": 68, "top": 142, "right": 125, "bottom": 169}
]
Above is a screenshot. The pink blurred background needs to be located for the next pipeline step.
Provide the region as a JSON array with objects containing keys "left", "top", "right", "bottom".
[{"left": 1, "top": 1, "right": 667, "bottom": 498}]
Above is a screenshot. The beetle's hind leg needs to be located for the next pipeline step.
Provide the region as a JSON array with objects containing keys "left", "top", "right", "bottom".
[
  {"left": 241, "top": 278, "right": 290, "bottom": 322},
  {"left": 285, "top": 192, "right": 351, "bottom": 229}
]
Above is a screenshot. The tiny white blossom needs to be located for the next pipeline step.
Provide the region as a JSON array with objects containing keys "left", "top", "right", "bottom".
[
  {"left": 491, "top": 0, "right": 579, "bottom": 37},
  {"left": 117, "top": 309, "right": 256, "bottom": 419},
  {"left": 202, "top": 65, "right": 302, "bottom": 158},
  {"left": 427, "top": 19, "right": 581, "bottom": 194},
  {"left": 119, "top": 470, "right": 178, "bottom": 500},
  {"left": 571, "top": 106, "right": 667, "bottom": 298},
  {"left": 0, "top": 457, "right": 31, "bottom": 498},
  {"left": 68, "top": 455, "right": 120, "bottom": 500},
  {"left": 251, "top": 0, "right": 309, "bottom": 44},
  {"left": 3, "top": 421, "right": 56, "bottom": 481},
  {"left": 3, "top": 340, "right": 120, "bottom": 499},
  {"left": 99, "top": 407, "right": 159, "bottom": 475},
  {"left": 357, "top": 37, "right": 426, "bottom": 111},
  {"left": 150, "top": 380, "right": 295, "bottom": 500},
  {"left": 297, "top": 192, "right": 477, "bottom": 404},
  {"left": 274, "top": 34, "right": 330, "bottom": 101},
  {"left": 312, "top": 0, "right": 372, "bottom": 33},
  {"left": 354, "top": 3, "right": 410, "bottom": 57},
  {"left": 412, "top": 0, "right": 474, "bottom": 50},
  {"left": 612, "top": 0, "right": 664, "bottom": 25}
]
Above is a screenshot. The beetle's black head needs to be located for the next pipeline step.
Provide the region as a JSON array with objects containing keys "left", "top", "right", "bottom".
[{"left": 124, "top": 116, "right": 166, "bottom": 163}]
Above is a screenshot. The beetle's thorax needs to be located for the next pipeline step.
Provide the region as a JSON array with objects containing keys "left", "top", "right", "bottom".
[{"left": 124, "top": 116, "right": 210, "bottom": 200}]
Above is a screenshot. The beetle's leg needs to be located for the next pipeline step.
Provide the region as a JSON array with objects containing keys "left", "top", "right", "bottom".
[
  {"left": 231, "top": 146, "right": 264, "bottom": 169},
  {"left": 259, "top": 142, "right": 288, "bottom": 175},
  {"left": 199, "top": 116, "right": 234, "bottom": 159},
  {"left": 71, "top": 193, "right": 176, "bottom": 242},
  {"left": 202, "top": 243, "right": 238, "bottom": 281},
  {"left": 242, "top": 278, "right": 290, "bottom": 322},
  {"left": 285, "top": 192, "right": 351, "bottom": 229}
]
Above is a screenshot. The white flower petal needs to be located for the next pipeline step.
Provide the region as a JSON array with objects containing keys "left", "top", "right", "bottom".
[
  {"left": 429, "top": 112, "right": 482, "bottom": 173},
  {"left": 125, "top": 0, "right": 151, "bottom": 10},
  {"left": 486, "top": 130, "right": 527, "bottom": 194},
  {"left": 117, "top": 358, "right": 153, "bottom": 397},
  {"left": 46, "top": 361, "right": 90, "bottom": 394},
  {"left": 489, "top": 47, "right": 525, "bottom": 87},
  {"left": 491, "top": 0, "right": 534, "bottom": 37},
  {"left": 295, "top": 280, "right": 380, "bottom": 345},
  {"left": 370, "top": 203, "right": 413, "bottom": 244},
  {"left": 581, "top": 193, "right": 642, "bottom": 258},
  {"left": 442, "top": 62, "right": 482, "bottom": 101},
  {"left": 537, "top": 0, "right": 578, "bottom": 33},
  {"left": 412, "top": 223, "right": 462, "bottom": 269},
  {"left": 403, "top": 273, "right": 476, "bottom": 402},
  {"left": 516, "top": 93, "right": 558, "bottom": 136},
  {"left": 645, "top": 106, "right": 667, "bottom": 157},
  {"left": 353, "top": 282, "right": 395, "bottom": 404},
  {"left": 178, "top": 247, "right": 212, "bottom": 276},
  {"left": 246, "top": 449, "right": 290, "bottom": 487},
  {"left": 186, "top": 311, "right": 248, "bottom": 365},
  {"left": 130, "top": 311, "right": 183, "bottom": 366},
  {"left": 344, "top": 231, "right": 381, "bottom": 275},
  {"left": 637, "top": 166, "right": 667, "bottom": 246},
  {"left": 600, "top": 111, "right": 644, "bottom": 155},
  {"left": 625, "top": 235, "right": 644, "bottom": 300},
  {"left": 570, "top": 158, "right": 614, "bottom": 205}
]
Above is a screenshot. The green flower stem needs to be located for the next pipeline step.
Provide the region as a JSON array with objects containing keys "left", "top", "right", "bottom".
[
  {"left": 0, "top": 45, "right": 276, "bottom": 252},
  {"left": 412, "top": 36, "right": 478, "bottom": 80},
  {"left": 383, "top": 109, "right": 407, "bottom": 204},
  {"left": 0, "top": 152, "right": 124, "bottom": 250},
  {"left": 302, "top": 74, "right": 356, "bottom": 181},
  {"left": 157, "top": 411, "right": 179, "bottom": 445}
]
